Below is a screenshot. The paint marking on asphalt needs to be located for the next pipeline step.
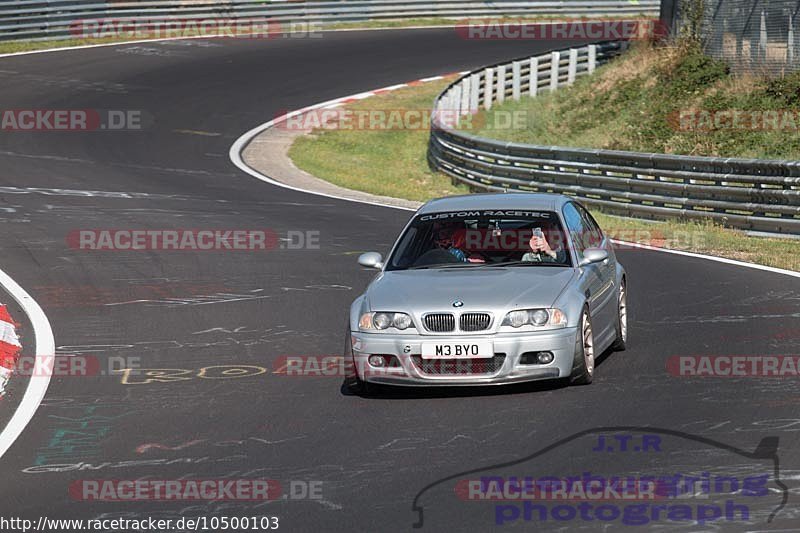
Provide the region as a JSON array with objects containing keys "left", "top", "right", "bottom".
[{"left": 173, "top": 129, "right": 221, "bottom": 137}]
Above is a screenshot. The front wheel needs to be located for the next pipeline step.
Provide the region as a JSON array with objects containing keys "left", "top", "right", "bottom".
[
  {"left": 610, "top": 279, "right": 628, "bottom": 352},
  {"left": 570, "top": 308, "right": 595, "bottom": 385}
]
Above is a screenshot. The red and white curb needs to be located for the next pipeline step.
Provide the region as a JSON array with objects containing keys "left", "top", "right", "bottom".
[
  {"left": 278, "top": 71, "right": 467, "bottom": 123},
  {"left": 0, "top": 268, "right": 54, "bottom": 460},
  {"left": 0, "top": 305, "right": 21, "bottom": 398}
]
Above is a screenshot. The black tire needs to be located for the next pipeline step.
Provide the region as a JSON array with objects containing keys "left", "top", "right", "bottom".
[
  {"left": 610, "top": 279, "right": 628, "bottom": 352},
  {"left": 343, "top": 328, "right": 375, "bottom": 396},
  {"left": 570, "top": 308, "right": 595, "bottom": 385}
]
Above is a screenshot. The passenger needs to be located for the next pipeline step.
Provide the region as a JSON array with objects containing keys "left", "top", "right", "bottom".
[{"left": 522, "top": 227, "right": 567, "bottom": 263}]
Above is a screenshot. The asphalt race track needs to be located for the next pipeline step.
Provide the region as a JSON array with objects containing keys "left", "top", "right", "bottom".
[{"left": 0, "top": 28, "right": 799, "bottom": 531}]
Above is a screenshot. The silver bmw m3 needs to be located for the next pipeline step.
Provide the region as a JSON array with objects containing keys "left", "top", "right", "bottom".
[{"left": 346, "top": 193, "right": 627, "bottom": 392}]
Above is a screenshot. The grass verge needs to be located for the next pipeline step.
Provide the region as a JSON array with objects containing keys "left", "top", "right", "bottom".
[
  {"left": 288, "top": 72, "right": 800, "bottom": 272},
  {"left": 289, "top": 79, "right": 467, "bottom": 202},
  {"left": 0, "top": 37, "right": 134, "bottom": 55}
]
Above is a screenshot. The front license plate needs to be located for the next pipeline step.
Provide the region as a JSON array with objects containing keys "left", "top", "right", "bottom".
[{"left": 421, "top": 340, "right": 493, "bottom": 360}]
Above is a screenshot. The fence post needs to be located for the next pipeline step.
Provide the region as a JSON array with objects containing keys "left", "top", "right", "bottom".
[
  {"left": 550, "top": 51, "right": 560, "bottom": 91},
  {"left": 567, "top": 48, "right": 578, "bottom": 84},
  {"left": 512, "top": 61, "right": 521, "bottom": 100},
  {"left": 460, "top": 78, "right": 471, "bottom": 117},
  {"left": 529, "top": 57, "right": 539, "bottom": 97},
  {"left": 452, "top": 85, "right": 462, "bottom": 127},
  {"left": 484, "top": 68, "right": 494, "bottom": 110},
  {"left": 588, "top": 44, "right": 597, "bottom": 73},
  {"left": 759, "top": 10, "right": 767, "bottom": 61},
  {"left": 661, "top": 0, "right": 681, "bottom": 38},
  {"left": 497, "top": 65, "right": 506, "bottom": 103},
  {"left": 790, "top": 14, "right": 795, "bottom": 65},
  {"left": 441, "top": 92, "right": 451, "bottom": 128},
  {"left": 470, "top": 73, "right": 480, "bottom": 113}
]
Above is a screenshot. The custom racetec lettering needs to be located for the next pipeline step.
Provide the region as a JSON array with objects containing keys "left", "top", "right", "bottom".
[{"left": 419, "top": 211, "right": 552, "bottom": 221}]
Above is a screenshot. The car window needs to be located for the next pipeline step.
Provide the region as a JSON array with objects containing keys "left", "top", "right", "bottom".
[
  {"left": 575, "top": 203, "right": 604, "bottom": 249},
  {"left": 562, "top": 202, "right": 589, "bottom": 260}
]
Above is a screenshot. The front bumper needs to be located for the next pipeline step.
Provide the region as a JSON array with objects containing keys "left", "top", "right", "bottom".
[{"left": 350, "top": 328, "right": 577, "bottom": 386}]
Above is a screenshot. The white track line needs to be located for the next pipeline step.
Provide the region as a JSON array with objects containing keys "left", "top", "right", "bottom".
[
  {"left": 612, "top": 240, "right": 800, "bottom": 278},
  {"left": 0, "top": 268, "right": 55, "bottom": 459},
  {"left": 230, "top": 83, "right": 800, "bottom": 280}
]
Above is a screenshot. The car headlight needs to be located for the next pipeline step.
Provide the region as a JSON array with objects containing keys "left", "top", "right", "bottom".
[
  {"left": 373, "top": 313, "right": 392, "bottom": 330},
  {"left": 359, "top": 312, "right": 414, "bottom": 331},
  {"left": 501, "top": 308, "right": 567, "bottom": 328}
]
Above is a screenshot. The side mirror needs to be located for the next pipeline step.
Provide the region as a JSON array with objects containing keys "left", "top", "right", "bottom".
[
  {"left": 358, "top": 252, "right": 384, "bottom": 270},
  {"left": 580, "top": 248, "right": 609, "bottom": 267}
]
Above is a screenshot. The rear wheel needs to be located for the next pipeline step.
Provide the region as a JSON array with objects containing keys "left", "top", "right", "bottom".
[
  {"left": 611, "top": 279, "right": 628, "bottom": 351},
  {"left": 570, "top": 308, "right": 595, "bottom": 385}
]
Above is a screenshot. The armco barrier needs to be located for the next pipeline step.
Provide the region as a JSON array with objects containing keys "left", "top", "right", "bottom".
[
  {"left": 428, "top": 42, "right": 800, "bottom": 235},
  {"left": 0, "top": 1, "right": 658, "bottom": 42}
]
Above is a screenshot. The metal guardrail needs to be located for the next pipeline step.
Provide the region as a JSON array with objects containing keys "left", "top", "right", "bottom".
[
  {"left": 0, "top": 1, "right": 659, "bottom": 42},
  {"left": 428, "top": 42, "right": 800, "bottom": 235}
]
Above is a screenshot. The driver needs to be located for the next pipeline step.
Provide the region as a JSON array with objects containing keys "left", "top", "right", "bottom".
[
  {"left": 434, "top": 223, "right": 484, "bottom": 263},
  {"left": 434, "top": 223, "right": 467, "bottom": 261}
]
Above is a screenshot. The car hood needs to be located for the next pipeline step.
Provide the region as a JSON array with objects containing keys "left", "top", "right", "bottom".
[{"left": 365, "top": 267, "right": 576, "bottom": 312}]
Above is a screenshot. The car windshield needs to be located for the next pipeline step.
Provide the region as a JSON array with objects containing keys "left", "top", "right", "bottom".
[{"left": 386, "top": 210, "right": 572, "bottom": 271}]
